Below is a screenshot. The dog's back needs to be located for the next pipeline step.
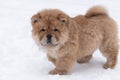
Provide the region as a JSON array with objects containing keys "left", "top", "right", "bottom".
[{"left": 74, "top": 6, "right": 119, "bottom": 69}]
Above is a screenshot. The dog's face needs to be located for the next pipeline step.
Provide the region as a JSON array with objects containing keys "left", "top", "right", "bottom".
[{"left": 31, "top": 9, "right": 69, "bottom": 49}]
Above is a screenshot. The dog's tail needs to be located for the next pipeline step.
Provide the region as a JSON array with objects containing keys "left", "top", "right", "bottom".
[{"left": 85, "top": 6, "right": 108, "bottom": 18}]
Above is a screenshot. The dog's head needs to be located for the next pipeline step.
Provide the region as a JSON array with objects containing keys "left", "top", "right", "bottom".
[{"left": 31, "top": 9, "right": 70, "bottom": 49}]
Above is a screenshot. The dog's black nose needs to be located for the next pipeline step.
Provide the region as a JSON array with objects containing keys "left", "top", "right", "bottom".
[{"left": 47, "top": 34, "right": 52, "bottom": 43}]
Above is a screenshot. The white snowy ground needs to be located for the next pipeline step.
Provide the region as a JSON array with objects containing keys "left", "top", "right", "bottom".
[{"left": 0, "top": 0, "right": 120, "bottom": 80}]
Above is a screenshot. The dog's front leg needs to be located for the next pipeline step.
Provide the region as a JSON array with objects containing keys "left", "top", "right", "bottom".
[{"left": 49, "top": 56, "right": 75, "bottom": 75}]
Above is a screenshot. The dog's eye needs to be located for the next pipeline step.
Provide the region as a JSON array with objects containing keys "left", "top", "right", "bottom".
[
  {"left": 60, "top": 18, "right": 67, "bottom": 24},
  {"left": 40, "top": 29, "right": 45, "bottom": 32},
  {"left": 61, "top": 19, "right": 66, "bottom": 23},
  {"left": 54, "top": 28, "right": 59, "bottom": 32}
]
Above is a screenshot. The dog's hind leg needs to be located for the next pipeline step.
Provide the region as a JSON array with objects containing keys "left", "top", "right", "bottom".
[{"left": 100, "top": 37, "right": 119, "bottom": 69}]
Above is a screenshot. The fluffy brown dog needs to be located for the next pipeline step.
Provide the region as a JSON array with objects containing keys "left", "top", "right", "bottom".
[{"left": 31, "top": 6, "right": 119, "bottom": 75}]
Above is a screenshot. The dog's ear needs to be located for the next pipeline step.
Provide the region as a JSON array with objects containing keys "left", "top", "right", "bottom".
[
  {"left": 57, "top": 13, "right": 68, "bottom": 24},
  {"left": 31, "top": 13, "right": 41, "bottom": 25}
]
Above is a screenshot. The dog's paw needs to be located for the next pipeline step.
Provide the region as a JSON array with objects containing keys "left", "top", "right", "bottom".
[
  {"left": 49, "top": 69, "right": 68, "bottom": 75},
  {"left": 49, "top": 69, "right": 58, "bottom": 75},
  {"left": 103, "top": 63, "right": 115, "bottom": 69}
]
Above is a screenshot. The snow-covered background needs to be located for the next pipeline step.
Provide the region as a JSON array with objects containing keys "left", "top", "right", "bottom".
[{"left": 0, "top": 0, "right": 120, "bottom": 80}]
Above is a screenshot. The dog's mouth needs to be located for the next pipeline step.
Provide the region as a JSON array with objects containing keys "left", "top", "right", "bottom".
[{"left": 41, "top": 43, "right": 59, "bottom": 47}]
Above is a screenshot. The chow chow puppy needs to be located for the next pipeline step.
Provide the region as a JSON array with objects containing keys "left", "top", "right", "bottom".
[{"left": 31, "top": 6, "right": 119, "bottom": 75}]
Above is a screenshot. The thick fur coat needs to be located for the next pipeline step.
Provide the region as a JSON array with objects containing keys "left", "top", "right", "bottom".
[{"left": 31, "top": 6, "right": 119, "bottom": 75}]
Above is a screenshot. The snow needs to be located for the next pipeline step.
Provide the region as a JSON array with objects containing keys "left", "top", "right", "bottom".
[{"left": 0, "top": 0, "right": 120, "bottom": 80}]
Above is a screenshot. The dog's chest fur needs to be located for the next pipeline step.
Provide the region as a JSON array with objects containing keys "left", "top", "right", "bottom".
[{"left": 47, "top": 49, "right": 58, "bottom": 59}]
